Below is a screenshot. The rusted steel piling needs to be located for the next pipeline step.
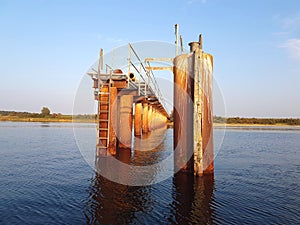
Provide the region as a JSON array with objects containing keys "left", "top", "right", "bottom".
[
  {"left": 108, "top": 87, "right": 118, "bottom": 155},
  {"left": 148, "top": 105, "right": 153, "bottom": 131},
  {"left": 134, "top": 102, "right": 142, "bottom": 136},
  {"left": 118, "top": 95, "right": 133, "bottom": 149},
  {"left": 174, "top": 36, "right": 214, "bottom": 176},
  {"left": 142, "top": 102, "right": 149, "bottom": 133},
  {"left": 173, "top": 53, "right": 194, "bottom": 172}
]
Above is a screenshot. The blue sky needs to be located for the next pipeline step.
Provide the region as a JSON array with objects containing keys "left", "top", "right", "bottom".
[{"left": 0, "top": 0, "right": 299, "bottom": 117}]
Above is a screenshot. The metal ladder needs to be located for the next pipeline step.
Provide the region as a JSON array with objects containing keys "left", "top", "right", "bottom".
[{"left": 96, "top": 80, "right": 111, "bottom": 156}]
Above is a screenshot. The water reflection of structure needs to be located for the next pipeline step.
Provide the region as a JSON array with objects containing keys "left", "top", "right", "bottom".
[
  {"left": 86, "top": 127, "right": 215, "bottom": 224},
  {"left": 85, "top": 174, "right": 151, "bottom": 225},
  {"left": 94, "top": 126, "right": 170, "bottom": 185},
  {"left": 86, "top": 128, "right": 161, "bottom": 224},
  {"left": 84, "top": 170, "right": 215, "bottom": 224},
  {"left": 170, "top": 172, "right": 215, "bottom": 224}
]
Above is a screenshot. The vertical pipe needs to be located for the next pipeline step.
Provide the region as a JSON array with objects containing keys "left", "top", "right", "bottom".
[
  {"left": 189, "top": 42, "right": 200, "bottom": 52},
  {"left": 118, "top": 95, "right": 133, "bottom": 149},
  {"left": 199, "top": 34, "right": 203, "bottom": 50},
  {"left": 134, "top": 102, "right": 142, "bottom": 136},
  {"left": 127, "top": 44, "right": 131, "bottom": 88},
  {"left": 175, "top": 24, "right": 179, "bottom": 56},
  {"left": 100, "top": 48, "right": 103, "bottom": 70}
]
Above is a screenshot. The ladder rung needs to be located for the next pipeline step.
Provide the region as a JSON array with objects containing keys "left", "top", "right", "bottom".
[
  {"left": 99, "top": 101, "right": 109, "bottom": 104},
  {"left": 99, "top": 137, "right": 108, "bottom": 139},
  {"left": 99, "top": 92, "right": 110, "bottom": 95},
  {"left": 97, "top": 147, "right": 108, "bottom": 149},
  {"left": 96, "top": 128, "right": 109, "bottom": 131},
  {"left": 99, "top": 119, "right": 109, "bottom": 122},
  {"left": 100, "top": 110, "right": 109, "bottom": 112}
]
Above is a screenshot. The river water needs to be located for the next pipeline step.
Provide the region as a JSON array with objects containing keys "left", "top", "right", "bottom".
[{"left": 0, "top": 122, "right": 299, "bottom": 224}]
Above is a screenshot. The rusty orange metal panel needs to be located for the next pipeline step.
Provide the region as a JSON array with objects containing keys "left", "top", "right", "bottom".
[
  {"left": 118, "top": 95, "right": 133, "bottom": 149},
  {"left": 174, "top": 41, "right": 214, "bottom": 176},
  {"left": 134, "top": 103, "right": 142, "bottom": 136},
  {"left": 112, "top": 80, "right": 128, "bottom": 89},
  {"left": 173, "top": 53, "right": 194, "bottom": 173},
  {"left": 201, "top": 53, "right": 214, "bottom": 174},
  {"left": 108, "top": 87, "right": 117, "bottom": 155},
  {"left": 142, "top": 103, "right": 149, "bottom": 133},
  {"left": 148, "top": 105, "right": 153, "bottom": 131},
  {"left": 192, "top": 45, "right": 214, "bottom": 176}
]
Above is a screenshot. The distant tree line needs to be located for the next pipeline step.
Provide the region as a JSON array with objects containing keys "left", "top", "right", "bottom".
[
  {"left": 72, "top": 114, "right": 97, "bottom": 120},
  {"left": 1, "top": 109, "right": 299, "bottom": 125},
  {"left": 0, "top": 110, "right": 63, "bottom": 118},
  {"left": 0, "top": 109, "right": 97, "bottom": 121},
  {"left": 214, "top": 116, "right": 300, "bottom": 125},
  {"left": 0, "top": 107, "right": 60, "bottom": 118},
  {"left": 213, "top": 116, "right": 227, "bottom": 123}
]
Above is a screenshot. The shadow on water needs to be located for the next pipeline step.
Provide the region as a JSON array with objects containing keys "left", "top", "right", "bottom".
[
  {"left": 84, "top": 127, "right": 215, "bottom": 224},
  {"left": 84, "top": 172, "right": 215, "bottom": 224},
  {"left": 169, "top": 172, "right": 215, "bottom": 225},
  {"left": 84, "top": 174, "right": 152, "bottom": 225},
  {"left": 85, "top": 143, "right": 152, "bottom": 224}
]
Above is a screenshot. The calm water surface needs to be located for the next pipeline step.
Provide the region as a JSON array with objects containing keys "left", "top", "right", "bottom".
[{"left": 0, "top": 122, "right": 299, "bottom": 224}]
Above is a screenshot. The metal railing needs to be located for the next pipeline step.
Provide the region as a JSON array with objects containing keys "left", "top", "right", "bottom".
[
  {"left": 127, "top": 43, "right": 169, "bottom": 113},
  {"left": 87, "top": 43, "right": 170, "bottom": 116}
]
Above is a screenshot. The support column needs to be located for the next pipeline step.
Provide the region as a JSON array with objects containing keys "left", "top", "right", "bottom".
[
  {"left": 118, "top": 95, "right": 133, "bottom": 149},
  {"left": 190, "top": 41, "right": 214, "bottom": 175},
  {"left": 201, "top": 53, "right": 214, "bottom": 174},
  {"left": 173, "top": 53, "right": 194, "bottom": 173},
  {"left": 158, "top": 112, "right": 163, "bottom": 128},
  {"left": 148, "top": 105, "right": 153, "bottom": 131},
  {"left": 151, "top": 107, "right": 156, "bottom": 130},
  {"left": 159, "top": 113, "right": 165, "bottom": 128},
  {"left": 142, "top": 102, "right": 149, "bottom": 133},
  {"left": 173, "top": 38, "right": 214, "bottom": 176},
  {"left": 134, "top": 102, "right": 142, "bottom": 136},
  {"left": 108, "top": 87, "right": 117, "bottom": 155}
]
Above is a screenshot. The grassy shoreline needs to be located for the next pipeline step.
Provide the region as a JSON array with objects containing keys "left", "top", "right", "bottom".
[
  {"left": 1, "top": 116, "right": 300, "bottom": 127},
  {"left": 0, "top": 116, "right": 94, "bottom": 123},
  {"left": 213, "top": 123, "right": 300, "bottom": 127}
]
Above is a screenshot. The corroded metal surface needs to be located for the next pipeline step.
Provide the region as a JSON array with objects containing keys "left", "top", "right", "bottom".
[
  {"left": 174, "top": 39, "right": 214, "bottom": 176},
  {"left": 134, "top": 103, "right": 142, "bottom": 136},
  {"left": 118, "top": 95, "right": 133, "bottom": 149},
  {"left": 142, "top": 102, "right": 149, "bottom": 133},
  {"left": 173, "top": 53, "right": 194, "bottom": 172},
  {"left": 108, "top": 87, "right": 117, "bottom": 155},
  {"left": 201, "top": 53, "right": 214, "bottom": 174}
]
